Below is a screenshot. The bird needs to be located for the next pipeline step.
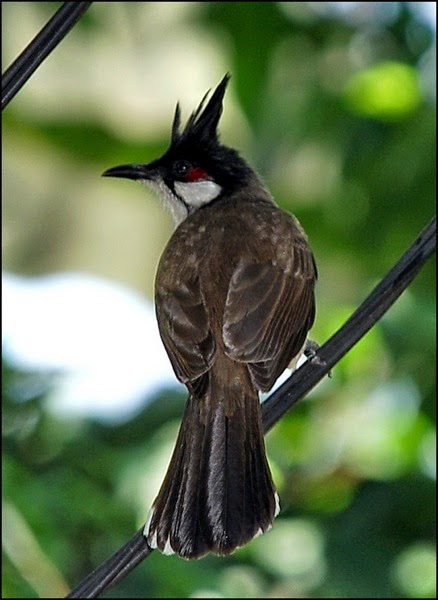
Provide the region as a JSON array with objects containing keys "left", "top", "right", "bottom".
[{"left": 102, "top": 73, "right": 317, "bottom": 560}]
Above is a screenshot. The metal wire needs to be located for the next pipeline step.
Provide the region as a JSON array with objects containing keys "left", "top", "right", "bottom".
[{"left": 1, "top": 1, "right": 93, "bottom": 110}]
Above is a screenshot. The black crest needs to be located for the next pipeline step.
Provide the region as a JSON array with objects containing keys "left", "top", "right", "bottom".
[{"left": 171, "top": 73, "right": 231, "bottom": 147}]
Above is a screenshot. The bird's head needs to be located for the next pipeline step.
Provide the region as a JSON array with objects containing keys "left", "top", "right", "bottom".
[{"left": 103, "top": 74, "right": 262, "bottom": 224}]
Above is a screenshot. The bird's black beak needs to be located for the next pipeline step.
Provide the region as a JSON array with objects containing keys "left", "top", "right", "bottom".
[{"left": 102, "top": 163, "right": 159, "bottom": 181}]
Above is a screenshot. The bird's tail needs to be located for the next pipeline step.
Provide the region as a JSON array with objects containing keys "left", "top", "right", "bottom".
[{"left": 144, "top": 366, "right": 279, "bottom": 559}]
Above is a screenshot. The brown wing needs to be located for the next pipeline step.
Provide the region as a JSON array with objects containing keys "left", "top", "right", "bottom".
[
  {"left": 222, "top": 238, "right": 316, "bottom": 392},
  {"left": 155, "top": 273, "right": 215, "bottom": 394}
]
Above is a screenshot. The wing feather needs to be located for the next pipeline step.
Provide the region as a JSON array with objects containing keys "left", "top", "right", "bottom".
[
  {"left": 223, "top": 241, "right": 316, "bottom": 391},
  {"left": 156, "top": 275, "right": 215, "bottom": 391}
]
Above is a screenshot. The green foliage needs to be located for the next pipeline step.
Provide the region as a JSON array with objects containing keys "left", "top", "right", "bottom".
[{"left": 2, "top": 2, "right": 435, "bottom": 598}]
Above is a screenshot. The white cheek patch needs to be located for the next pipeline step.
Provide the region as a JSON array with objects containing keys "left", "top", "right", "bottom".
[
  {"left": 143, "top": 177, "right": 189, "bottom": 225},
  {"left": 174, "top": 180, "right": 222, "bottom": 208}
]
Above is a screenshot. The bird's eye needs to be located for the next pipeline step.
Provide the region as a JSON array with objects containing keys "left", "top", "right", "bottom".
[{"left": 173, "top": 160, "right": 192, "bottom": 178}]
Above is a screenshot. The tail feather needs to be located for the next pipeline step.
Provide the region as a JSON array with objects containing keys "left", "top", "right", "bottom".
[
  {"left": 146, "top": 396, "right": 208, "bottom": 557},
  {"left": 144, "top": 369, "right": 278, "bottom": 559}
]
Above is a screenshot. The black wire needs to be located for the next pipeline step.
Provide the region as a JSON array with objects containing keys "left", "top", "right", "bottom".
[
  {"left": 1, "top": 1, "right": 93, "bottom": 110},
  {"left": 66, "top": 215, "right": 436, "bottom": 598},
  {"left": 66, "top": 529, "right": 152, "bottom": 599}
]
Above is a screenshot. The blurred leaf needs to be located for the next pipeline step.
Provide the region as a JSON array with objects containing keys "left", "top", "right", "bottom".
[{"left": 344, "top": 61, "right": 421, "bottom": 120}]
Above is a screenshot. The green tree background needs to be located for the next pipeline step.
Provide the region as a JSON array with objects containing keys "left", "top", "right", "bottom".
[{"left": 2, "top": 2, "right": 436, "bottom": 598}]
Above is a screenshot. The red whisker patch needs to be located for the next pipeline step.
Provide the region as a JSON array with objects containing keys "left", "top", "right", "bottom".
[{"left": 186, "top": 167, "right": 209, "bottom": 182}]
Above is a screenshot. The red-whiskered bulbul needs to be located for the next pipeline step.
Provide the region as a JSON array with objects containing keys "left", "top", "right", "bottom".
[{"left": 103, "top": 74, "right": 317, "bottom": 560}]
